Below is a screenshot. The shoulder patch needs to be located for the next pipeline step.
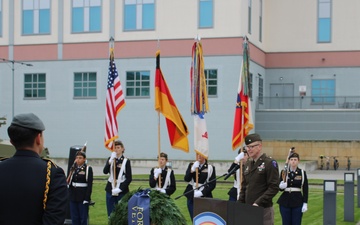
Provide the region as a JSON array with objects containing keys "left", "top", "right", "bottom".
[{"left": 271, "top": 160, "right": 278, "bottom": 168}]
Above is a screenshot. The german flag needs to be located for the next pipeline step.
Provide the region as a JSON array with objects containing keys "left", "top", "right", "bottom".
[{"left": 155, "top": 50, "right": 189, "bottom": 152}]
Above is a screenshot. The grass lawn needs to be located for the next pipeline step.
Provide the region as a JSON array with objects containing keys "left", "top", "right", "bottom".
[{"left": 88, "top": 175, "right": 360, "bottom": 225}]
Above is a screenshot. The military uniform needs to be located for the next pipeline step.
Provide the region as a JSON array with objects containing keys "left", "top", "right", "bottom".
[
  {"left": 103, "top": 154, "right": 132, "bottom": 216},
  {"left": 68, "top": 163, "right": 93, "bottom": 225},
  {"left": 239, "top": 153, "right": 279, "bottom": 207},
  {"left": 183, "top": 161, "right": 216, "bottom": 220},
  {"left": 0, "top": 150, "right": 68, "bottom": 225},
  {"left": 277, "top": 167, "right": 308, "bottom": 225},
  {"left": 227, "top": 162, "right": 242, "bottom": 201},
  {"left": 149, "top": 166, "right": 176, "bottom": 196}
]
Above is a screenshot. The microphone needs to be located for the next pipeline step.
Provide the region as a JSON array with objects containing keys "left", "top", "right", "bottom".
[{"left": 224, "top": 164, "right": 240, "bottom": 180}]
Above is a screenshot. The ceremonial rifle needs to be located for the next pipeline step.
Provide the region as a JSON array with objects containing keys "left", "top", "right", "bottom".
[
  {"left": 66, "top": 142, "right": 87, "bottom": 184},
  {"left": 282, "top": 147, "right": 295, "bottom": 182}
]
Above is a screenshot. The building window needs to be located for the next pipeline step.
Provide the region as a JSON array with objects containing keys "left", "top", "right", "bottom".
[
  {"left": 74, "top": 72, "right": 97, "bottom": 98},
  {"left": 318, "top": 0, "right": 331, "bottom": 43},
  {"left": 311, "top": 79, "right": 335, "bottom": 104},
  {"left": 199, "top": 0, "right": 213, "bottom": 28},
  {"left": 124, "top": 0, "right": 155, "bottom": 31},
  {"left": 259, "top": 0, "right": 262, "bottom": 42},
  {"left": 258, "top": 76, "right": 263, "bottom": 104},
  {"left": 72, "top": 0, "right": 101, "bottom": 33},
  {"left": 204, "top": 69, "right": 217, "bottom": 97},
  {"left": 126, "top": 71, "right": 150, "bottom": 97},
  {"left": 0, "top": 0, "right": 2, "bottom": 37},
  {"left": 22, "top": 0, "right": 50, "bottom": 35},
  {"left": 248, "top": 0, "right": 252, "bottom": 34},
  {"left": 24, "top": 73, "right": 46, "bottom": 98},
  {"left": 248, "top": 73, "right": 253, "bottom": 100}
]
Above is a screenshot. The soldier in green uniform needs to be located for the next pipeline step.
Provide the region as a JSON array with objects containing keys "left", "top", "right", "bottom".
[
  {"left": 0, "top": 113, "right": 68, "bottom": 225},
  {"left": 239, "top": 133, "right": 279, "bottom": 225}
]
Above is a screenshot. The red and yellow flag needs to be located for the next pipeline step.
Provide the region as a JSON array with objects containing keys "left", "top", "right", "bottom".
[
  {"left": 155, "top": 50, "right": 189, "bottom": 152},
  {"left": 232, "top": 37, "right": 254, "bottom": 150}
]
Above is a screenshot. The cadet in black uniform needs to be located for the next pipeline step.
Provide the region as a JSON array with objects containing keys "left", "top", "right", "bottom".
[
  {"left": 103, "top": 140, "right": 132, "bottom": 217},
  {"left": 68, "top": 151, "right": 93, "bottom": 225},
  {"left": 277, "top": 152, "right": 308, "bottom": 225},
  {"left": 184, "top": 153, "right": 216, "bottom": 221},
  {"left": 239, "top": 133, "right": 279, "bottom": 225},
  {"left": 227, "top": 148, "right": 248, "bottom": 201},
  {"left": 149, "top": 152, "right": 176, "bottom": 196},
  {"left": 0, "top": 113, "right": 68, "bottom": 225}
]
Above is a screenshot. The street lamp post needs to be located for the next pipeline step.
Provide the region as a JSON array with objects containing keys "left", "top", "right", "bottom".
[{"left": 1, "top": 58, "right": 33, "bottom": 119}]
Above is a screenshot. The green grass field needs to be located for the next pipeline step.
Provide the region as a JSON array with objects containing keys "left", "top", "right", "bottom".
[{"left": 88, "top": 175, "right": 360, "bottom": 225}]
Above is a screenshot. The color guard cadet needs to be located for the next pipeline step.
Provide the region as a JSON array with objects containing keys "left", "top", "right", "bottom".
[{"left": 149, "top": 152, "right": 176, "bottom": 196}]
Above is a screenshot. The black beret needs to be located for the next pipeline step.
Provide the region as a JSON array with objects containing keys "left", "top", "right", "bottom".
[
  {"left": 245, "top": 133, "right": 262, "bottom": 145},
  {"left": 11, "top": 113, "right": 45, "bottom": 131}
]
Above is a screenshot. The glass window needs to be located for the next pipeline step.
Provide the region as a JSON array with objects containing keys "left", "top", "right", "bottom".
[
  {"left": 124, "top": 0, "right": 155, "bottom": 31},
  {"left": 258, "top": 76, "right": 263, "bottom": 104},
  {"left": 24, "top": 73, "right": 46, "bottom": 98},
  {"left": 22, "top": 0, "right": 50, "bottom": 35},
  {"left": 259, "top": 0, "right": 262, "bottom": 42},
  {"left": 126, "top": 71, "right": 150, "bottom": 97},
  {"left": 199, "top": 0, "right": 213, "bottom": 28},
  {"left": 318, "top": 0, "right": 331, "bottom": 43},
  {"left": 248, "top": 0, "right": 252, "bottom": 34},
  {"left": 248, "top": 73, "right": 253, "bottom": 99},
  {"left": 72, "top": 0, "right": 101, "bottom": 33},
  {"left": 311, "top": 79, "right": 335, "bottom": 104},
  {"left": 74, "top": 72, "right": 97, "bottom": 98},
  {"left": 0, "top": 0, "right": 2, "bottom": 37},
  {"left": 204, "top": 69, "right": 217, "bottom": 97}
]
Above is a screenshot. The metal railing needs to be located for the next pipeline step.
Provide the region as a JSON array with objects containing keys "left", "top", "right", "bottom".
[{"left": 256, "top": 96, "right": 360, "bottom": 110}]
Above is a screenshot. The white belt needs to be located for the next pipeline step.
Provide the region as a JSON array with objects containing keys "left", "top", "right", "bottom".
[
  {"left": 285, "top": 187, "right": 301, "bottom": 192},
  {"left": 72, "top": 182, "right": 88, "bottom": 187}
]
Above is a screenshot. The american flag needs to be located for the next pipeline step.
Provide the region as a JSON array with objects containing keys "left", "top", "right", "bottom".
[{"left": 104, "top": 48, "right": 125, "bottom": 150}]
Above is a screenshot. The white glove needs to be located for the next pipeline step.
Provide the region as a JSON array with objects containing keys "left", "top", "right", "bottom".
[
  {"left": 302, "top": 203, "right": 308, "bottom": 213},
  {"left": 191, "top": 161, "right": 200, "bottom": 172},
  {"left": 235, "top": 152, "right": 245, "bottom": 163},
  {"left": 279, "top": 181, "right": 287, "bottom": 189},
  {"left": 194, "top": 190, "right": 203, "bottom": 198},
  {"left": 155, "top": 188, "right": 166, "bottom": 194},
  {"left": 154, "top": 168, "right": 162, "bottom": 179},
  {"left": 109, "top": 152, "right": 117, "bottom": 163},
  {"left": 112, "top": 188, "right": 122, "bottom": 196},
  {"left": 83, "top": 200, "right": 89, "bottom": 205}
]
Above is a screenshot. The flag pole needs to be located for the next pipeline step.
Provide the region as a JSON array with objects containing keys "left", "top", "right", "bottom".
[{"left": 157, "top": 40, "right": 162, "bottom": 188}]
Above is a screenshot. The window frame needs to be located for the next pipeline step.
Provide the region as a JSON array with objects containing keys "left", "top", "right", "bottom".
[
  {"left": 71, "top": 0, "right": 102, "bottom": 33},
  {"left": 22, "top": 0, "right": 51, "bottom": 35},
  {"left": 24, "top": 73, "right": 46, "bottom": 99},
  {"left": 317, "top": 0, "right": 332, "bottom": 43},
  {"left": 124, "top": 0, "right": 155, "bottom": 31},
  {"left": 125, "top": 70, "right": 151, "bottom": 98},
  {"left": 199, "top": 0, "right": 214, "bottom": 29},
  {"left": 204, "top": 69, "right": 218, "bottom": 97},
  {"left": 258, "top": 76, "right": 263, "bottom": 104},
  {"left": 73, "top": 72, "right": 97, "bottom": 99},
  {"left": 311, "top": 79, "right": 335, "bottom": 104}
]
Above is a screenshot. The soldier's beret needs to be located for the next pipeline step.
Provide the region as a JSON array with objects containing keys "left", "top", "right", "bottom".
[
  {"left": 245, "top": 133, "right": 262, "bottom": 145},
  {"left": 11, "top": 113, "right": 45, "bottom": 131}
]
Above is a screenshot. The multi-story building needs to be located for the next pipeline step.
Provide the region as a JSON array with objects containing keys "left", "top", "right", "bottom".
[{"left": 0, "top": 0, "right": 359, "bottom": 162}]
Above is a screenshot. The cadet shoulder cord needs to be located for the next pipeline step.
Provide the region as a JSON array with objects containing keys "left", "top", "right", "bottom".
[{"left": 43, "top": 161, "right": 51, "bottom": 210}]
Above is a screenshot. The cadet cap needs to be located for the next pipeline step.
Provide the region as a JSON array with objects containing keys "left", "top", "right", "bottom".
[
  {"left": 11, "top": 113, "right": 45, "bottom": 131},
  {"left": 289, "top": 152, "right": 300, "bottom": 160},
  {"left": 245, "top": 133, "right": 262, "bottom": 145}
]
